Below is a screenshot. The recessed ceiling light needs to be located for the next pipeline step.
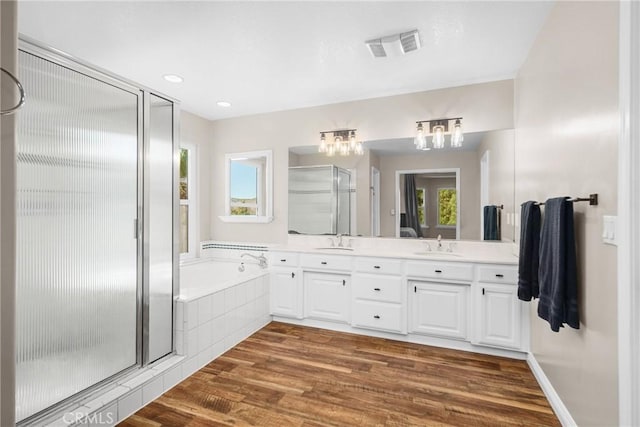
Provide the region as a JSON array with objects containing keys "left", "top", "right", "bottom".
[
  {"left": 216, "top": 101, "right": 232, "bottom": 108},
  {"left": 163, "top": 74, "right": 183, "bottom": 83}
]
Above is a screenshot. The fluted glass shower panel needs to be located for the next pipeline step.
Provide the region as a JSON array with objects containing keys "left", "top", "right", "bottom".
[{"left": 15, "top": 52, "right": 139, "bottom": 421}]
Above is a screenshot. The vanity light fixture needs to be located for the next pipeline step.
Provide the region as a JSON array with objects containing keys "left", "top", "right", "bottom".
[
  {"left": 318, "top": 129, "right": 363, "bottom": 157},
  {"left": 414, "top": 117, "right": 464, "bottom": 150}
]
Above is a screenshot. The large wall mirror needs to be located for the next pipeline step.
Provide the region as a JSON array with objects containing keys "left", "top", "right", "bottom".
[
  {"left": 288, "top": 129, "right": 514, "bottom": 242},
  {"left": 220, "top": 150, "right": 273, "bottom": 223}
]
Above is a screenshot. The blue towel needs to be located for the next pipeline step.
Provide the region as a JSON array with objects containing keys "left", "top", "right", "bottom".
[
  {"left": 483, "top": 205, "right": 500, "bottom": 240},
  {"left": 518, "top": 201, "right": 541, "bottom": 301},
  {"left": 537, "top": 197, "right": 579, "bottom": 332}
]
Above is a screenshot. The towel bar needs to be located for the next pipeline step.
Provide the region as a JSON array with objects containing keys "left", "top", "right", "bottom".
[
  {"left": 0, "top": 67, "right": 25, "bottom": 116},
  {"left": 535, "top": 193, "right": 598, "bottom": 206}
]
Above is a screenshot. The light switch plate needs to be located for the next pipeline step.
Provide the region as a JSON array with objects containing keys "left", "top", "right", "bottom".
[{"left": 603, "top": 215, "right": 617, "bottom": 245}]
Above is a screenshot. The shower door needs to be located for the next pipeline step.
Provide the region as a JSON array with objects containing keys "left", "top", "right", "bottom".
[{"left": 15, "top": 50, "right": 141, "bottom": 421}]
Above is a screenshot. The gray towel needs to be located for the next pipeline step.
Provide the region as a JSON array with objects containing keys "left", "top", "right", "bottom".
[
  {"left": 518, "top": 201, "right": 541, "bottom": 301},
  {"left": 537, "top": 197, "right": 579, "bottom": 332},
  {"left": 483, "top": 205, "right": 500, "bottom": 240}
]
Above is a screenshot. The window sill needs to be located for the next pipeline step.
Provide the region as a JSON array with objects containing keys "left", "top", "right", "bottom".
[
  {"left": 219, "top": 215, "right": 274, "bottom": 224},
  {"left": 436, "top": 225, "right": 456, "bottom": 229}
]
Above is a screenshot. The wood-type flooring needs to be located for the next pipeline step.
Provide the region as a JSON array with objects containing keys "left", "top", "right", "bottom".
[{"left": 120, "top": 322, "right": 560, "bottom": 426}]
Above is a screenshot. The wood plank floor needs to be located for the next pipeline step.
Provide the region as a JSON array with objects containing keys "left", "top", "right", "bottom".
[{"left": 120, "top": 322, "right": 559, "bottom": 426}]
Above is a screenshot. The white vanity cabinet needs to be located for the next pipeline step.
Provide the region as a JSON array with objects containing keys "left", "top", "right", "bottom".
[
  {"left": 410, "top": 281, "right": 469, "bottom": 340},
  {"left": 269, "top": 252, "right": 303, "bottom": 319},
  {"left": 407, "top": 260, "right": 473, "bottom": 340},
  {"left": 352, "top": 257, "right": 406, "bottom": 334},
  {"left": 301, "top": 254, "right": 351, "bottom": 324},
  {"left": 473, "top": 264, "right": 526, "bottom": 351}
]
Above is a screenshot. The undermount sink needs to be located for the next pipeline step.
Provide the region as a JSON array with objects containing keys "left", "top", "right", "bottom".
[
  {"left": 314, "top": 247, "right": 355, "bottom": 251},
  {"left": 413, "top": 251, "right": 462, "bottom": 258}
]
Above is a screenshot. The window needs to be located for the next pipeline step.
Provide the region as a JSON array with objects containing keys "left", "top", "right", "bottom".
[
  {"left": 416, "top": 187, "right": 427, "bottom": 226},
  {"left": 179, "top": 145, "right": 196, "bottom": 258},
  {"left": 221, "top": 150, "right": 273, "bottom": 223},
  {"left": 437, "top": 188, "right": 457, "bottom": 227}
]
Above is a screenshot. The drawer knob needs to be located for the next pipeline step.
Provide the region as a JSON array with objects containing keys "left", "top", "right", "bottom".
[
  {"left": 374, "top": 265, "right": 381, "bottom": 269},
  {"left": 495, "top": 274, "right": 504, "bottom": 278},
  {"left": 321, "top": 261, "right": 327, "bottom": 265},
  {"left": 373, "top": 315, "right": 380, "bottom": 319},
  {"left": 373, "top": 288, "right": 381, "bottom": 291},
  {"left": 435, "top": 269, "right": 442, "bottom": 273}
]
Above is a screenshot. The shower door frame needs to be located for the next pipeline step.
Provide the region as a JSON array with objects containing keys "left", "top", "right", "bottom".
[{"left": 16, "top": 36, "right": 179, "bottom": 425}]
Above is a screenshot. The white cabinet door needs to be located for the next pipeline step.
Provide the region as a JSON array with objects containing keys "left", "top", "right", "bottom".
[
  {"left": 304, "top": 272, "right": 350, "bottom": 323},
  {"left": 476, "top": 283, "right": 521, "bottom": 350},
  {"left": 410, "top": 281, "right": 468, "bottom": 340},
  {"left": 270, "top": 268, "right": 302, "bottom": 319}
]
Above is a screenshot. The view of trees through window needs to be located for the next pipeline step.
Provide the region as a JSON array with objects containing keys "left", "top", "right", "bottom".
[
  {"left": 416, "top": 188, "right": 426, "bottom": 225},
  {"left": 438, "top": 188, "right": 457, "bottom": 226},
  {"left": 179, "top": 148, "right": 189, "bottom": 253}
]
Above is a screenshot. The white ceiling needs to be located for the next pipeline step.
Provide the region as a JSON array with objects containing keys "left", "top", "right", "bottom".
[{"left": 17, "top": 1, "right": 554, "bottom": 121}]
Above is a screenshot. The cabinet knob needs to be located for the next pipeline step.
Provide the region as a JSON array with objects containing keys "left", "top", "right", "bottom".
[
  {"left": 280, "top": 259, "right": 287, "bottom": 262},
  {"left": 291, "top": 272, "right": 295, "bottom": 278},
  {"left": 495, "top": 274, "right": 504, "bottom": 278},
  {"left": 435, "top": 269, "right": 442, "bottom": 273},
  {"left": 373, "top": 287, "right": 381, "bottom": 291},
  {"left": 373, "top": 315, "right": 380, "bottom": 319},
  {"left": 321, "top": 261, "right": 327, "bottom": 265},
  {"left": 374, "top": 265, "right": 381, "bottom": 269},
  {"left": 342, "top": 279, "right": 346, "bottom": 286}
]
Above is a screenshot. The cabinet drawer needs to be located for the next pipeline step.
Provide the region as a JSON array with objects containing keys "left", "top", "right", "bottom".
[
  {"left": 477, "top": 265, "right": 518, "bottom": 284},
  {"left": 300, "top": 253, "right": 352, "bottom": 271},
  {"left": 406, "top": 261, "right": 473, "bottom": 282},
  {"left": 270, "top": 252, "right": 299, "bottom": 267},
  {"left": 352, "top": 274, "right": 402, "bottom": 303},
  {"left": 354, "top": 257, "right": 403, "bottom": 275},
  {"left": 352, "top": 300, "right": 404, "bottom": 333}
]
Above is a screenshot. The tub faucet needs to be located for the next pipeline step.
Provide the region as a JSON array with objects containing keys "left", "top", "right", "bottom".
[{"left": 240, "top": 253, "right": 268, "bottom": 268}]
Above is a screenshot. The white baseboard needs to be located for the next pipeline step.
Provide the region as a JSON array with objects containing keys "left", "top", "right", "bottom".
[{"left": 527, "top": 353, "right": 577, "bottom": 427}]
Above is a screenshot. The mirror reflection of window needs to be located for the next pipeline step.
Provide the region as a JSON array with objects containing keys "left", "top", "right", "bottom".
[
  {"left": 230, "top": 160, "right": 260, "bottom": 216},
  {"left": 438, "top": 188, "right": 457, "bottom": 227}
]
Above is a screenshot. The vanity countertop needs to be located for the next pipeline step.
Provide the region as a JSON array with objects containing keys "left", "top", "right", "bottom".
[{"left": 270, "top": 244, "right": 519, "bottom": 265}]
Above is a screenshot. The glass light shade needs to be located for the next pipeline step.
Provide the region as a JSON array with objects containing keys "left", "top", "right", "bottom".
[
  {"left": 355, "top": 141, "right": 364, "bottom": 155},
  {"left": 432, "top": 125, "right": 445, "bottom": 149},
  {"left": 415, "top": 123, "right": 426, "bottom": 149},
  {"left": 451, "top": 120, "right": 464, "bottom": 147},
  {"left": 349, "top": 131, "right": 357, "bottom": 150},
  {"left": 318, "top": 133, "right": 327, "bottom": 153}
]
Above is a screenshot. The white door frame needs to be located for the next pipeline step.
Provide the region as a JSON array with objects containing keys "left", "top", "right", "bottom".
[
  {"left": 480, "top": 150, "right": 490, "bottom": 240},
  {"left": 370, "top": 166, "right": 380, "bottom": 236},
  {"left": 395, "top": 168, "right": 460, "bottom": 239},
  {"left": 618, "top": 1, "right": 640, "bottom": 425}
]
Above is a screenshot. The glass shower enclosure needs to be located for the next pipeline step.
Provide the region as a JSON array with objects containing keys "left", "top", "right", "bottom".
[
  {"left": 14, "top": 39, "right": 177, "bottom": 423},
  {"left": 288, "top": 165, "right": 351, "bottom": 235}
]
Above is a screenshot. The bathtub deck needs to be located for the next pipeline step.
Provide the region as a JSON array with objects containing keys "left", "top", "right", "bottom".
[{"left": 119, "top": 322, "right": 559, "bottom": 426}]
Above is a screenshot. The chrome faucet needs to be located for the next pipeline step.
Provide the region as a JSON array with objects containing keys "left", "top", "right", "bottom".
[
  {"left": 336, "top": 233, "right": 344, "bottom": 247},
  {"left": 437, "top": 234, "right": 443, "bottom": 250},
  {"left": 240, "top": 252, "right": 268, "bottom": 268}
]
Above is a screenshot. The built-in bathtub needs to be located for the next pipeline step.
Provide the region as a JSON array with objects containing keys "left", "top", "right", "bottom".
[{"left": 174, "top": 256, "right": 271, "bottom": 382}]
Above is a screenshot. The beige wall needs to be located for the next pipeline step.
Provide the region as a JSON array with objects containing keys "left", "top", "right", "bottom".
[
  {"left": 181, "top": 111, "right": 212, "bottom": 254},
  {"left": 514, "top": 2, "right": 619, "bottom": 425},
  {"left": 378, "top": 151, "right": 480, "bottom": 239},
  {"left": 477, "top": 129, "right": 515, "bottom": 241},
  {"left": 209, "top": 80, "right": 513, "bottom": 243}
]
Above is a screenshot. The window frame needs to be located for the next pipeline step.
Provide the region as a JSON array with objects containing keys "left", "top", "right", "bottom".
[{"left": 179, "top": 143, "right": 197, "bottom": 260}]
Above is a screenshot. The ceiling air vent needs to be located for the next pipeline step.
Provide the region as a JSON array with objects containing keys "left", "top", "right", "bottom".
[
  {"left": 400, "top": 30, "right": 421, "bottom": 54},
  {"left": 365, "top": 29, "right": 421, "bottom": 58}
]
